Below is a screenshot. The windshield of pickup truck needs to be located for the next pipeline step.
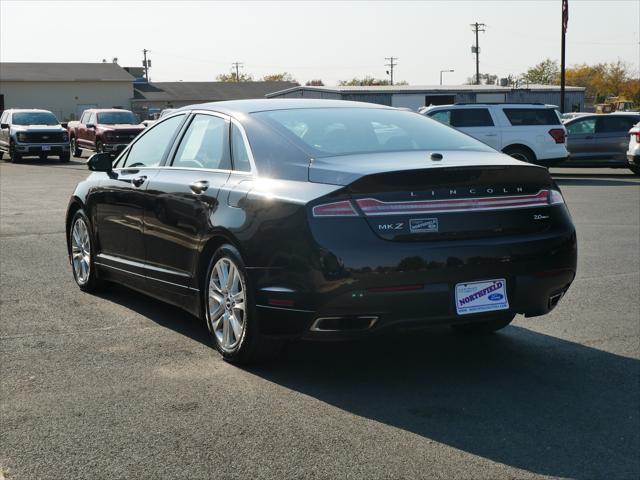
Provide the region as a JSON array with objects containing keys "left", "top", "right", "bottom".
[
  {"left": 97, "top": 112, "right": 139, "bottom": 125},
  {"left": 12, "top": 112, "right": 59, "bottom": 126}
]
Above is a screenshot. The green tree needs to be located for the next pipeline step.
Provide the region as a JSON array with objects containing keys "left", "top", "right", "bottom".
[
  {"left": 337, "top": 76, "right": 407, "bottom": 86},
  {"left": 216, "top": 72, "right": 254, "bottom": 82},
  {"left": 521, "top": 58, "right": 559, "bottom": 85},
  {"left": 262, "top": 72, "right": 298, "bottom": 83}
]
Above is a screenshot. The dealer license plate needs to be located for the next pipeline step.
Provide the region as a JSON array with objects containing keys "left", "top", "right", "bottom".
[
  {"left": 455, "top": 279, "right": 509, "bottom": 315},
  {"left": 41, "top": 146, "right": 51, "bottom": 151}
]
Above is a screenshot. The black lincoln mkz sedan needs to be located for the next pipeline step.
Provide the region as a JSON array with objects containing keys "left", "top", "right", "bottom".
[{"left": 66, "top": 99, "right": 577, "bottom": 363}]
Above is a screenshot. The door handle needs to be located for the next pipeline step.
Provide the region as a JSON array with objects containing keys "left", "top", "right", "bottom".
[
  {"left": 132, "top": 175, "right": 147, "bottom": 187},
  {"left": 190, "top": 180, "right": 210, "bottom": 194}
]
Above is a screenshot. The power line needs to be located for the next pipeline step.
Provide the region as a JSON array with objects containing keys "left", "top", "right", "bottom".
[
  {"left": 470, "top": 22, "right": 486, "bottom": 85},
  {"left": 231, "top": 61, "right": 244, "bottom": 81},
  {"left": 384, "top": 57, "right": 397, "bottom": 85}
]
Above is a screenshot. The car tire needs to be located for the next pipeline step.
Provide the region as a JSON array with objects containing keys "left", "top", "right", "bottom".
[
  {"left": 503, "top": 146, "right": 535, "bottom": 163},
  {"left": 451, "top": 313, "right": 515, "bottom": 335},
  {"left": 70, "top": 137, "right": 81, "bottom": 157},
  {"left": 629, "top": 165, "right": 640, "bottom": 176},
  {"left": 9, "top": 141, "right": 20, "bottom": 163},
  {"left": 0, "top": 149, "right": 4, "bottom": 160},
  {"left": 204, "top": 244, "right": 283, "bottom": 364},
  {"left": 69, "top": 210, "right": 104, "bottom": 293},
  {"left": 60, "top": 153, "right": 70, "bottom": 163}
]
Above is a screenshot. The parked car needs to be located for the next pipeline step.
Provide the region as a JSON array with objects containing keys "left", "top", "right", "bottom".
[
  {"left": 561, "top": 112, "right": 591, "bottom": 122},
  {"left": 0, "top": 109, "right": 70, "bottom": 162},
  {"left": 66, "top": 99, "right": 577, "bottom": 364},
  {"left": 67, "top": 108, "right": 145, "bottom": 157},
  {"left": 420, "top": 103, "right": 569, "bottom": 166},
  {"left": 563, "top": 113, "right": 640, "bottom": 172},
  {"left": 627, "top": 122, "right": 640, "bottom": 175}
]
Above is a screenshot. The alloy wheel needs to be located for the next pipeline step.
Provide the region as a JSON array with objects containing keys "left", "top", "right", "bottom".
[
  {"left": 71, "top": 218, "right": 91, "bottom": 285},
  {"left": 207, "top": 257, "right": 246, "bottom": 351}
]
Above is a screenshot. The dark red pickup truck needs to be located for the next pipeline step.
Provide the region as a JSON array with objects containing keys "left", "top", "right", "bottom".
[{"left": 67, "top": 108, "right": 145, "bottom": 156}]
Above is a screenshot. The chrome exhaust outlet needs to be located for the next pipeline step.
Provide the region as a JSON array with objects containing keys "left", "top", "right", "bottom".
[
  {"left": 548, "top": 291, "right": 564, "bottom": 309},
  {"left": 310, "top": 316, "right": 379, "bottom": 332}
]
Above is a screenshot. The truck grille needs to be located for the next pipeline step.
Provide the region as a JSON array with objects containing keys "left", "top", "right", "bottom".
[{"left": 19, "top": 132, "right": 66, "bottom": 143}]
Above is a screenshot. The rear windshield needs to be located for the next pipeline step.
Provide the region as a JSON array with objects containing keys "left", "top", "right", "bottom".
[
  {"left": 12, "top": 112, "right": 58, "bottom": 126},
  {"left": 254, "top": 107, "right": 494, "bottom": 156},
  {"left": 503, "top": 108, "right": 561, "bottom": 126},
  {"left": 97, "top": 111, "right": 139, "bottom": 125}
]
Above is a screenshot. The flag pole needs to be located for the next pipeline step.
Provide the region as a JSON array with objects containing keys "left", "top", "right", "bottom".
[{"left": 560, "top": 0, "right": 567, "bottom": 113}]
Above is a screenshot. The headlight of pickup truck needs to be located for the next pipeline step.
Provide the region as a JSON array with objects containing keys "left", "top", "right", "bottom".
[{"left": 16, "top": 132, "right": 27, "bottom": 142}]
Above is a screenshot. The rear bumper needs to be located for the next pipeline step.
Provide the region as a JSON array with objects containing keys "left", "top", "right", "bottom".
[
  {"left": 251, "top": 205, "right": 577, "bottom": 338},
  {"left": 627, "top": 153, "right": 640, "bottom": 165}
]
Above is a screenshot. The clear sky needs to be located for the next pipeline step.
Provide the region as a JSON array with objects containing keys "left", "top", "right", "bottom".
[{"left": 1, "top": 0, "right": 639, "bottom": 85}]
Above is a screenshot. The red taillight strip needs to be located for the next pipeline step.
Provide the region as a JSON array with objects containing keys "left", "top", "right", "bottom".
[
  {"left": 356, "top": 190, "right": 550, "bottom": 216},
  {"left": 312, "top": 200, "right": 359, "bottom": 217}
]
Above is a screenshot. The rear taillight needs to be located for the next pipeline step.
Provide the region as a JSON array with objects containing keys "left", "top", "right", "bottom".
[
  {"left": 548, "top": 128, "right": 566, "bottom": 144},
  {"left": 312, "top": 200, "right": 359, "bottom": 217},
  {"left": 633, "top": 132, "right": 640, "bottom": 142},
  {"left": 548, "top": 189, "right": 565, "bottom": 205}
]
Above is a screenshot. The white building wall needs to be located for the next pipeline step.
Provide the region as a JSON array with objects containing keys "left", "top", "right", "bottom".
[
  {"left": 391, "top": 94, "right": 426, "bottom": 111},
  {"left": 0, "top": 81, "right": 133, "bottom": 120}
]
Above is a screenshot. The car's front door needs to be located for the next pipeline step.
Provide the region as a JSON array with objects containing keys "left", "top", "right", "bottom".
[
  {"left": 566, "top": 117, "right": 597, "bottom": 163},
  {"left": 0, "top": 112, "right": 10, "bottom": 151},
  {"left": 594, "top": 116, "right": 638, "bottom": 163},
  {"left": 77, "top": 111, "right": 92, "bottom": 149},
  {"left": 144, "top": 112, "right": 232, "bottom": 289},
  {"left": 93, "top": 113, "right": 186, "bottom": 276}
]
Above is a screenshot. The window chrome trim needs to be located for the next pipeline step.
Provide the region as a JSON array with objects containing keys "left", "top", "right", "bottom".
[{"left": 229, "top": 117, "right": 258, "bottom": 174}]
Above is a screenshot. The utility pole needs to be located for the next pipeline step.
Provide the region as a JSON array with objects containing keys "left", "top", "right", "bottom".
[
  {"left": 142, "top": 49, "right": 151, "bottom": 82},
  {"left": 560, "top": 0, "right": 568, "bottom": 113},
  {"left": 231, "top": 62, "right": 244, "bottom": 82},
  {"left": 385, "top": 57, "right": 397, "bottom": 85},
  {"left": 470, "top": 22, "right": 486, "bottom": 85}
]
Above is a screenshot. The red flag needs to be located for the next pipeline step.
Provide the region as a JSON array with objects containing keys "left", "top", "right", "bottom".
[{"left": 562, "top": 0, "right": 569, "bottom": 34}]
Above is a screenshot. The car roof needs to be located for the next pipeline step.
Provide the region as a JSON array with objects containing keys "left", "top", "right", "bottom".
[
  {"left": 424, "top": 103, "right": 557, "bottom": 109},
  {"left": 5, "top": 108, "right": 54, "bottom": 113},
  {"left": 85, "top": 108, "right": 134, "bottom": 113},
  {"left": 177, "top": 98, "right": 396, "bottom": 115},
  {"left": 565, "top": 113, "right": 640, "bottom": 122}
]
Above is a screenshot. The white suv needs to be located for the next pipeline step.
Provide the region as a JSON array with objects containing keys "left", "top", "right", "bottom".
[{"left": 420, "top": 103, "right": 569, "bottom": 165}]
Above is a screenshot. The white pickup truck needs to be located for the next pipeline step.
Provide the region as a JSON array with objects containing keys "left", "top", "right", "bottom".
[{"left": 420, "top": 103, "right": 569, "bottom": 166}]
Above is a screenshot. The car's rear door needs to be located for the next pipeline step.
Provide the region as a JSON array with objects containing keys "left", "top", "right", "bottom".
[
  {"left": 143, "top": 112, "right": 232, "bottom": 289},
  {"left": 93, "top": 113, "right": 187, "bottom": 277},
  {"left": 594, "top": 115, "right": 639, "bottom": 163},
  {"left": 566, "top": 117, "right": 597, "bottom": 163}
]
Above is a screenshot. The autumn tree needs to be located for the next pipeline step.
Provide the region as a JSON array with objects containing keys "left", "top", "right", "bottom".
[
  {"left": 216, "top": 72, "right": 254, "bottom": 82},
  {"left": 465, "top": 73, "right": 499, "bottom": 85},
  {"left": 337, "top": 76, "right": 408, "bottom": 86},
  {"left": 305, "top": 79, "right": 325, "bottom": 86},
  {"left": 262, "top": 72, "right": 298, "bottom": 84}
]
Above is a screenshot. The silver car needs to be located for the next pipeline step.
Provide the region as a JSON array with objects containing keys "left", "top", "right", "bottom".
[
  {"left": 627, "top": 122, "right": 640, "bottom": 175},
  {"left": 563, "top": 113, "right": 640, "bottom": 173}
]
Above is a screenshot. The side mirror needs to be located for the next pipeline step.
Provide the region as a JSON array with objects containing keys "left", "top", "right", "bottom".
[
  {"left": 0, "top": 123, "right": 9, "bottom": 129},
  {"left": 60, "top": 122, "right": 68, "bottom": 129},
  {"left": 87, "top": 152, "right": 113, "bottom": 172},
  {"left": 86, "top": 123, "right": 96, "bottom": 129}
]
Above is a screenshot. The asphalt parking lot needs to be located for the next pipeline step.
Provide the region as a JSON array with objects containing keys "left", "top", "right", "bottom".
[{"left": 1, "top": 155, "right": 639, "bottom": 480}]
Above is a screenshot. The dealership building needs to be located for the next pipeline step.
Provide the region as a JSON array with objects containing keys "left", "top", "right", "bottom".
[
  {"left": 0, "top": 63, "right": 136, "bottom": 121},
  {"left": 267, "top": 84, "right": 586, "bottom": 112}
]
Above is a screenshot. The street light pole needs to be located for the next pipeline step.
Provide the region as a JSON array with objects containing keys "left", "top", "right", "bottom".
[{"left": 440, "top": 69, "right": 454, "bottom": 85}]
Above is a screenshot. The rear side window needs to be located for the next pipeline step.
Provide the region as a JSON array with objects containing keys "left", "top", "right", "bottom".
[
  {"left": 503, "top": 108, "right": 561, "bottom": 126},
  {"left": 597, "top": 116, "right": 638, "bottom": 133},
  {"left": 451, "top": 108, "right": 494, "bottom": 127},
  {"left": 230, "top": 124, "right": 251, "bottom": 172}
]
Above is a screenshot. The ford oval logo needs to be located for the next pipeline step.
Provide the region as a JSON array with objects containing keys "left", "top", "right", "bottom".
[{"left": 488, "top": 293, "right": 503, "bottom": 301}]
